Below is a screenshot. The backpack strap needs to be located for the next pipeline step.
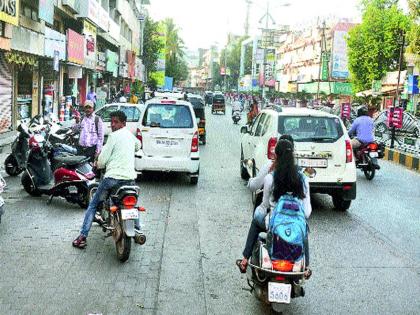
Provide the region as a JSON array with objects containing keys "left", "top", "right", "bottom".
[{"left": 94, "top": 115, "right": 99, "bottom": 135}]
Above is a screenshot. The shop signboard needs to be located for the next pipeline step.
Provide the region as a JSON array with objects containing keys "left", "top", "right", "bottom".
[
  {"left": 0, "top": 0, "right": 19, "bottom": 25},
  {"left": 408, "top": 75, "right": 419, "bottom": 95},
  {"left": 97, "top": 5, "right": 109, "bottom": 32},
  {"left": 321, "top": 52, "right": 330, "bottom": 81},
  {"left": 331, "top": 30, "right": 349, "bottom": 79},
  {"left": 109, "top": 19, "right": 120, "bottom": 42},
  {"left": 385, "top": 96, "right": 394, "bottom": 109},
  {"left": 105, "top": 49, "right": 118, "bottom": 77},
  {"left": 67, "top": 29, "right": 84, "bottom": 65},
  {"left": 68, "top": 65, "right": 82, "bottom": 79},
  {"left": 387, "top": 107, "right": 403, "bottom": 129},
  {"left": 11, "top": 26, "right": 44, "bottom": 56},
  {"left": 78, "top": 0, "right": 99, "bottom": 26},
  {"left": 44, "top": 27, "right": 66, "bottom": 60},
  {"left": 39, "top": 0, "right": 54, "bottom": 25},
  {"left": 83, "top": 20, "right": 97, "bottom": 69},
  {"left": 333, "top": 82, "right": 353, "bottom": 95},
  {"left": 97, "top": 51, "right": 106, "bottom": 71}
]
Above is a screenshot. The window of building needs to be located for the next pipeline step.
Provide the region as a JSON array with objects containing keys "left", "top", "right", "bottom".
[{"left": 21, "top": 1, "right": 39, "bottom": 22}]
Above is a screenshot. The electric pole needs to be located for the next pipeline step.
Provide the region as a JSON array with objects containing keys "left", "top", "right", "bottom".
[
  {"left": 316, "top": 20, "right": 329, "bottom": 103},
  {"left": 244, "top": 0, "right": 252, "bottom": 36}
]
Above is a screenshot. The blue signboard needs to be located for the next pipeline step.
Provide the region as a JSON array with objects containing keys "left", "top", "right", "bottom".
[
  {"left": 408, "top": 75, "right": 419, "bottom": 95},
  {"left": 164, "top": 76, "right": 174, "bottom": 91}
]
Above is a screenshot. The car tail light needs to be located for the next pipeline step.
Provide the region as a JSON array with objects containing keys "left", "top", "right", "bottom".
[
  {"left": 343, "top": 184, "right": 353, "bottom": 191},
  {"left": 136, "top": 128, "right": 143, "bottom": 149},
  {"left": 272, "top": 260, "right": 294, "bottom": 272},
  {"left": 191, "top": 131, "right": 199, "bottom": 152},
  {"left": 267, "top": 137, "right": 277, "bottom": 160},
  {"left": 368, "top": 143, "right": 378, "bottom": 151},
  {"left": 345, "top": 139, "right": 352, "bottom": 163},
  {"left": 122, "top": 195, "right": 137, "bottom": 208}
]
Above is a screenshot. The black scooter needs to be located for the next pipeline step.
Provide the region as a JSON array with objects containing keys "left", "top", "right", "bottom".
[{"left": 4, "top": 124, "right": 30, "bottom": 176}]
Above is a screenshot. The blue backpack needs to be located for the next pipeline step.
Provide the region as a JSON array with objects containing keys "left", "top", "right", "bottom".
[{"left": 268, "top": 193, "right": 307, "bottom": 261}]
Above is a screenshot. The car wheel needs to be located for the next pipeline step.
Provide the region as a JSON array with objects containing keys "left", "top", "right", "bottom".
[
  {"left": 240, "top": 148, "right": 250, "bottom": 180},
  {"left": 376, "top": 122, "right": 387, "bottom": 134},
  {"left": 332, "top": 194, "right": 351, "bottom": 211}
]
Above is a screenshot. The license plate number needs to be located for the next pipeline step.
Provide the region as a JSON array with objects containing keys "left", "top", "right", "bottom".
[
  {"left": 298, "top": 158, "right": 328, "bottom": 168},
  {"left": 369, "top": 152, "right": 378, "bottom": 158},
  {"left": 268, "top": 282, "right": 291, "bottom": 304},
  {"left": 156, "top": 139, "right": 179, "bottom": 146},
  {"left": 121, "top": 209, "right": 139, "bottom": 220}
]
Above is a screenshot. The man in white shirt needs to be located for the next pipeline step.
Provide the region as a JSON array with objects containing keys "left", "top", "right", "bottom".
[{"left": 72, "top": 110, "right": 142, "bottom": 249}]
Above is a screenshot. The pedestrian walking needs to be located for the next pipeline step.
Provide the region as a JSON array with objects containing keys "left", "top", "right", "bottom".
[{"left": 72, "top": 100, "right": 104, "bottom": 162}]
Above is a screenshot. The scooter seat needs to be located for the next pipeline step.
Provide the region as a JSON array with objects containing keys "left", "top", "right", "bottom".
[{"left": 54, "top": 155, "right": 89, "bottom": 166}]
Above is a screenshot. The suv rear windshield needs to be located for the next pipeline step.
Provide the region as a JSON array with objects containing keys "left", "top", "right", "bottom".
[
  {"left": 278, "top": 116, "right": 344, "bottom": 142},
  {"left": 143, "top": 104, "right": 193, "bottom": 128}
]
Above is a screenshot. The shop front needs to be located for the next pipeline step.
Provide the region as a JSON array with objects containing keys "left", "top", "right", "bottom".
[
  {"left": 65, "top": 28, "right": 84, "bottom": 112},
  {"left": 41, "top": 27, "right": 66, "bottom": 117},
  {"left": 10, "top": 26, "right": 44, "bottom": 125}
]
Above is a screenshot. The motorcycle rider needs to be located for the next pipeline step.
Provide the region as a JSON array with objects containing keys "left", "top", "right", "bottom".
[
  {"left": 237, "top": 139, "right": 312, "bottom": 277},
  {"left": 232, "top": 100, "right": 242, "bottom": 116},
  {"left": 72, "top": 110, "right": 141, "bottom": 249},
  {"left": 348, "top": 106, "right": 374, "bottom": 150},
  {"left": 72, "top": 100, "right": 104, "bottom": 163}
]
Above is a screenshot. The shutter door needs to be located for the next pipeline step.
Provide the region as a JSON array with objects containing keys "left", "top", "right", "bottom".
[{"left": 0, "top": 52, "right": 12, "bottom": 133}]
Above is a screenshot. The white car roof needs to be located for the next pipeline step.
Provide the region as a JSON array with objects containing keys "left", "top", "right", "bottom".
[
  {"left": 96, "top": 103, "right": 141, "bottom": 109},
  {"left": 264, "top": 106, "right": 339, "bottom": 118},
  {"left": 145, "top": 98, "right": 193, "bottom": 107}
]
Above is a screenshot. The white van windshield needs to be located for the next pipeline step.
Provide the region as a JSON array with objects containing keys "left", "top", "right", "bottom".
[{"left": 143, "top": 104, "right": 193, "bottom": 128}]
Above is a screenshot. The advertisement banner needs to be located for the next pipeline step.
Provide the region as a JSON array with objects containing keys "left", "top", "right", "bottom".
[
  {"left": 39, "top": 0, "right": 54, "bottom": 25},
  {"left": 106, "top": 49, "right": 118, "bottom": 77},
  {"left": 0, "top": 0, "right": 19, "bottom": 25},
  {"left": 44, "top": 27, "right": 66, "bottom": 60},
  {"left": 385, "top": 96, "right": 394, "bottom": 109},
  {"left": 387, "top": 107, "right": 403, "bottom": 129},
  {"left": 97, "top": 51, "right": 106, "bottom": 71},
  {"left": 321, "top": 52, "right": 330, "bottom": 81},
  {"left": 341, "top": 103, "right": 351, "bottom": 119},
  {"left": 331, "top": 30, "right": 349, "bottom": 79},
  {"left": 67, "top": 29, "right": 84, "bottom": 65},
  {"left": 83, "top": 20, "right": 97, "bottom": 69},
  {"left": 11, "top": 26, "right": 44, "bottom": 56}
]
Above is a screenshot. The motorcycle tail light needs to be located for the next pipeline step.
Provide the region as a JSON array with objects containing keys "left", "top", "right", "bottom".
[
  {"left": 122, "top": 195, "right": 137, "bottom": 208},
  {"left": 368, "top": 143, "right": 378, "bottom": 151},
  {"left": 272, "top": 260, "right": 294, "bottom": 272},
  {"left": 275, "top": 276, "right": 286, "bottom": 281}
]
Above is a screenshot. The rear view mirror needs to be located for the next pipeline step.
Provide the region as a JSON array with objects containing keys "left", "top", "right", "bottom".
[{"left": 240, "top": 126, "right": 249, "bottom": 134}]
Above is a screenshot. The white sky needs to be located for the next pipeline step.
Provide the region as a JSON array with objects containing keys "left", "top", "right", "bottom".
[{"left": 149, "top": 0, "right": 409, "bottom": 51}]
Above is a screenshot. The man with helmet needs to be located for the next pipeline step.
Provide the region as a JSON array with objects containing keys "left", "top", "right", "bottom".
[{"left": 348, "top": 106, "right": 374, "bottom": 150}]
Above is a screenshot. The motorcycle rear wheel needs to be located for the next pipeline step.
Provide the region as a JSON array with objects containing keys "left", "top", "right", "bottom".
[
  {"left": 363, "top": 162, "right": 375, "bottom": 180},
  {"left": 21, "top": 172, "right": 41, "bottom": 197},
  {"left": 5, "top": 155, "right": 22, "bottom": 176},
  {"left": 115, "top": 220, "right": 131, "bottom": 262}
]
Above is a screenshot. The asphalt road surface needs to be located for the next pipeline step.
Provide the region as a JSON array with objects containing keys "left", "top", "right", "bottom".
[{"left": 0, "top": 105, "right": 419, "bottom": 315}]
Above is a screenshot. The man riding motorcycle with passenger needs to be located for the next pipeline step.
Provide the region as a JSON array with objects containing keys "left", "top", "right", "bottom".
[{"left": 348, "top": 106, "right": 375, "bottom": 151}]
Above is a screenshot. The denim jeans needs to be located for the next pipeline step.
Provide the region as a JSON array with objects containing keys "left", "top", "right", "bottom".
[{"left": 80, "top": 177, "right": 140, "bottom": 237}]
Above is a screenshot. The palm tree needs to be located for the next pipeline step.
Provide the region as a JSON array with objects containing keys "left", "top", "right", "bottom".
[{"left": 164, "top": 18, "right": 186, "bottom": 82}]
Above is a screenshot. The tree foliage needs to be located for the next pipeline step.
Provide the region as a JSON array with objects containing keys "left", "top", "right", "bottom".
[
  {"left": 347, "top": 0, "right": 410, "bottom": 92},
  {"left": 142, "top": 16, "right": 164, "bottom": 86},
  {"left": 406, "top": 0, "right": 420, "bottom": 67},
  {"left": 163, "top": 18, "right": 188, "bottom": 84}
]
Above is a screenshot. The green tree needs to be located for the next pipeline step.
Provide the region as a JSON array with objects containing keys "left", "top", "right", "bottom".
[
  {"left": 347, "top": 0, "right": 410, "bottom": 92},
  {"left": 142, "top": 16, "right": 164, "bottom": 86},
  {"left": 406, "top": 0, "right": 420, "bottom": 67},
  {"left": 163, "top": 18, "right": 188, "bottom": 84}
]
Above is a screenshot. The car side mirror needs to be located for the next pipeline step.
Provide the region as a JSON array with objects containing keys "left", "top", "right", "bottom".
[{"left": 240, "top": 125, "right": 249, "bottom": 134}]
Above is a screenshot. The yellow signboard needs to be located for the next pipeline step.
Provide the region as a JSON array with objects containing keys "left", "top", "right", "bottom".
[{"left": 0, "top": 0, "right": 20, "bottom": 26}]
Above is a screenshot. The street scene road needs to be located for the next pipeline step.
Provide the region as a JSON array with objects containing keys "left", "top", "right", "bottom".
[{"left": 1, "top": 104, "right": 419, "bottom": 315}]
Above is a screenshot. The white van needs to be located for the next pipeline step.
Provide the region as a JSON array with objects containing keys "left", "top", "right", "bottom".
[{"left": 135, "top": 98, "right": 200, "bottom": 184}]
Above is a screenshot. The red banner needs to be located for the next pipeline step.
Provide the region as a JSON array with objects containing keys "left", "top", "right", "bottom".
[
  {"left": 67, "top": 29, "right": 84, "bottom": 65},
  {"left": 387, "top": 107, "right": 403, "bottom": 129},
  {"left": 341, "top": 103, "right": 351, "bottom": 119}
]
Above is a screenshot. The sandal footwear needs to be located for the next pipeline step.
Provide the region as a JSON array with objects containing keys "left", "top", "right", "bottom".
[
  {"left": 72, "top": 235, "right": 87, "bottom": 249},
  {"left": 304, "top": 268, "right": 312, "bottom": 280},
  {"left": 236, "top": 259, "right": 247, "bottom": 274}
]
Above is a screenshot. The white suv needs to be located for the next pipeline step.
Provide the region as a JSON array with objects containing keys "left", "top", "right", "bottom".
[
  {"left": 240, "top": 107, "right": 357, "bottom": 211},
  {"left": 135, "top": 98, "right": 200, "bottom": 184}
]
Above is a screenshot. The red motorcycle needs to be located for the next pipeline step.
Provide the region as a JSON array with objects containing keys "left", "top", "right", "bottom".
[
  {"left": 354, "top": 142, "right": 384, "bottom": 180},
  {"left": 21, "top": 133, "right": 96, "bottom": 208}
]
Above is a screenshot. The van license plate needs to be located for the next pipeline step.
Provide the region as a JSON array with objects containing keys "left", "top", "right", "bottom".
[
  {"left": 298, "top": 158, "right": 327, "bottom": 168},
  {"left": 121, "top": 209, "right": 139, "bottom": 220},
  {"left": 268, "top": 282, "right": 291, "bottom": 304},
  {"left": 156, "top": 139, "right": 179, "bottom": 146}
]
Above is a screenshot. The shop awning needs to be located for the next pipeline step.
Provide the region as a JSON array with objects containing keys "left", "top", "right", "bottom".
[{"left": 356, "top": 85, "right": 403, "bottom": 97}]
